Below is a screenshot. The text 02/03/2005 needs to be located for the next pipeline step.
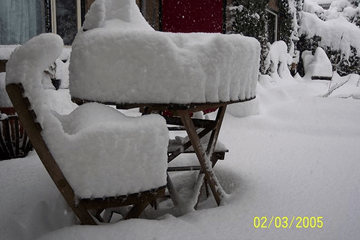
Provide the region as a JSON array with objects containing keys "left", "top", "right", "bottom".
[{"left": 253, "top": 216, "right": 324, "bottom": 229}]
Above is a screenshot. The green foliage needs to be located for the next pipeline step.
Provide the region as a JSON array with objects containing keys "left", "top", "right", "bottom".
[
  {"left": 229, "top": 0, "right": 302, "bottom": 74},
  {"left": 229, "top": 0, "right": 269, "bottom": 74},
  {"left": 296, "top": 34, "right": 360, "bottom": 76},
  {"left": 297, "top": 0, "right": 360, "bottom": 76},
  {"left": 230, "top": 1, "right": 268, "bottom": 40},
  {"left": 336, "top": 46, "right": 360, "bottom": 76},
  {"left": 296, "top": 34, "right": 321, "bottom": 76},
  {"left": 278, "top": 0, "right": 293, "bottom": 49}
]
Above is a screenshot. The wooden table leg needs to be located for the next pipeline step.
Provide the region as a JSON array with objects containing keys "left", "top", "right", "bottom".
[{"left": 178, "top": 106, "right": 227, "bottom": 206}]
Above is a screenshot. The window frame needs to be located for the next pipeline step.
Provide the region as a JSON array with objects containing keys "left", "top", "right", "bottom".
[
  {"left": 49, "top": 0, "right": 82, "bottom": 35},
  {"left": 265, "top": 7, "right": 278, "bottom": 43}
]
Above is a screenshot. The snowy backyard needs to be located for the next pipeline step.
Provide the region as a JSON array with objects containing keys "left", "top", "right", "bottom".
[
  {"left": 1, "top": 0, "right": 360, "bottom": 239},
  {"left": 1, "top": 70, "right": 360, "bottom": 240}
]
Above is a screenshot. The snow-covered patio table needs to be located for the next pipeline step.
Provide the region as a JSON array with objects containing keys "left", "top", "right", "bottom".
[{"left": 69, "top": 0, "right": 260, "bottom": 208}]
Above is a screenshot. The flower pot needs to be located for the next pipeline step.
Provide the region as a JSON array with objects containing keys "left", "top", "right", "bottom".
[{"left": 0, "top": 108, "right": 32, "bottom": 160}]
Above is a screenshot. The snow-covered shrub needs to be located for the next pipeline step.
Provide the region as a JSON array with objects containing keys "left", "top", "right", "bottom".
[
  {"left": 299, "top": 0, "right": 360, "bottom": 76},
  {"left": 303, "top": 0, "right": 326, "bottom": 19},
  {"left": 229, "top": 0, "right": 302, "bottom": 74},
  {"left": 265, "top": 41, "right": 293, "bottom": 80},
  {"left": 279, "top": 0, "right": 297, "bottom": 48},
  {"left": 296, "top": 34, "right": 322, "bottom": 76},
  {"left": 302, "top": 47, "right": 333, "bottom": 78},
  {"left": 229, "top": 0, "right": 269, "bottom": 74}
]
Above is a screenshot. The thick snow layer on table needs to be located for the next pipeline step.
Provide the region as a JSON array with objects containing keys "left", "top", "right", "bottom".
[
  {"left": 70, "top": 0, "right": 260, "bottom": 104},
  {"left": 6, "top": 33, "right": 169, "bottom": 198}
]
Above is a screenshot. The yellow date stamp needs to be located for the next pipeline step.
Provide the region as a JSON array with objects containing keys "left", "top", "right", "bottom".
[{"left": 253, "top": 216, "right": 324, "bottom": 229}]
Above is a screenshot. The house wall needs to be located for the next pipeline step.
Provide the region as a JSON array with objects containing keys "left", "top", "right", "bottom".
[
  {"left": 80, "top": 0, "right": 279, "bottom": 35},
  {"left": 162, "top": 0, "right": 224, "bottom": 33},
  {"left": 140, "top": 0, "right": 231, "bottom": 32}
]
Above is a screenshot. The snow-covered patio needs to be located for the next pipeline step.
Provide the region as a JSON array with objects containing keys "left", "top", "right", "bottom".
[
  {"left": 1, "top": 0, "right": 360, "bottom": 239},
  {"left": 1, "top": 72, "right": 360, "bottom": 240}
]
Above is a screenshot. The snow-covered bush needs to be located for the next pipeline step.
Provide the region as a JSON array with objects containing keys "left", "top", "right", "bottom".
[
  {"left": 302, "top": 47, "right": 333, "bottom": 78},
  {"left": 278, "top": 0, "right": 301, "bottom": 49},
  {"left": 265, "top": 41, "right": 293, "bottom": 80},
  {"left": 298, "top": 0, "right": 360, "bottom": 76},
  {"left": 229, "top": 0, "right": 269, "bottom": 74},
  {"left": 229, "top": 0, "right": 302, "bottom": 75}
]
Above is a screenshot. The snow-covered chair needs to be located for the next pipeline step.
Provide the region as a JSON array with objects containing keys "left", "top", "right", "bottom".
[{"left": 5, "top": 33, "right": 169, "bottom": 225}]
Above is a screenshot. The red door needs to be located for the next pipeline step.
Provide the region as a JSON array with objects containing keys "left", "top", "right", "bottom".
[{"left": 162, "top": 0, "right": 223, "bottom": 33}]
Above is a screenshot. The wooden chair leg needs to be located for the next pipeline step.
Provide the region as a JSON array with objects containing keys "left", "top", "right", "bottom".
[
  {"left": 74, "top": 207, "right": 97, "bottom": 225},
  {"left": 93, "top": 209, "right": 106, "bottom": 223},
  {"left": 124, "top": 202, "right": 151, "bottom": 220},
  {"left": 179, "top": 109, "right": 226, "bottom": 206}
]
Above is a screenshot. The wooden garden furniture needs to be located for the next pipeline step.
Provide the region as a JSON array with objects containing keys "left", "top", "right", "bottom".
[
  {"left": 6, "top": 82, "right": 167, "bottom": 224},
  {"left": 69, "top": 0, "right": 259, "bottom": 211},
  {"left": 5, "top": 34, "right": 169, "bottom": 225},
  {"left": 73, "top": 98, "right": 254, "bottom": 208}
]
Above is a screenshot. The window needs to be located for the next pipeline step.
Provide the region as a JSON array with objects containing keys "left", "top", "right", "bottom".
[
  {"left": 266, "top": 7, "right": 278, "bottom": 44},
  {"left": 137, "top": 0, "right": 161, "bottom": 30},
  {"left": 0, "top": 0, "right": 84, "bottom": 45},
  {"left": 50, "top": 0, "right": 82, "bottom": 45},
  {"left": 0, "top": 0, "right": 45, "bottom": 45}
]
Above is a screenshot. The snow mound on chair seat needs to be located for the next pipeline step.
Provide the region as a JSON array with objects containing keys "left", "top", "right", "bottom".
[
  {"left": 6, "top": 33, "right": 169, "bottom": 199},
  {"left": 52, "top": 102, "right": 169, "bottom": 198},
  {"left": 70, "top": 0, "right": 260, "bottom": 104}
]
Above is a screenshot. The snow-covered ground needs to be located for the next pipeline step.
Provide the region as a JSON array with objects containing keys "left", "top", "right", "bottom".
[
  {"left": 1, "top": 1, "right": 360, "bottom": 239},
  {"left": 1, "top": 71, "right": 359, "bottom": 240}
]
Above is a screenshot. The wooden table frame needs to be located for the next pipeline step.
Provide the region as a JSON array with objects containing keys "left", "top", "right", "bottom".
[{"left": 73, "top": 98, "right": 255, "bottom": 207}]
